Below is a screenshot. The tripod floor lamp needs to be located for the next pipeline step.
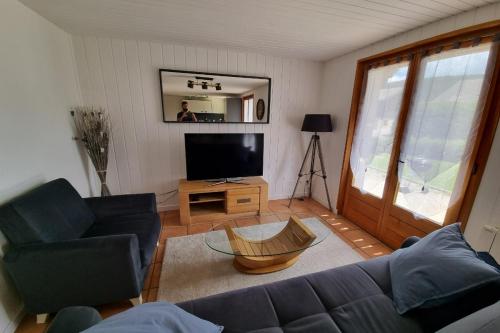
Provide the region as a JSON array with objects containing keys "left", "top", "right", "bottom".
[{"left": 289, "top": 114, "right": 333, "bottom": 211}]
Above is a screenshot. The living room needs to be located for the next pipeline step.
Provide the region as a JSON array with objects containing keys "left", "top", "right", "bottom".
[{"left": 1, "top": 0, "right": 500, "bottom": 332}]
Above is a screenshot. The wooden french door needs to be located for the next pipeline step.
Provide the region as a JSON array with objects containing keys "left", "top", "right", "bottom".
[
  {"left": 341, "top": 59, "right": 412, "bottom": 237},
  {"left": 338, "top": 22, "right": 500, "bottom": 249}
]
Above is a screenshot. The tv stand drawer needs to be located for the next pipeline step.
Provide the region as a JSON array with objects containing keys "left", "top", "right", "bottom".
[
  {"left": 227, "top": 189, "right": 260, "bottom": 214},
  {"left": 227, "top": 188, "right": 260, "bottom": 196}
]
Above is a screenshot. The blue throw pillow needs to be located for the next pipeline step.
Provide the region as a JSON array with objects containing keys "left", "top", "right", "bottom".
[
  {"left": 81, "top": 302, "right": 223, "bottom": 333},
  {"left": 390, "top": 223, "right": 500, "bottom": 314}
]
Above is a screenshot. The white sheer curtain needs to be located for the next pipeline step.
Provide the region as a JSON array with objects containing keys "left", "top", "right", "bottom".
[
  {"left": 243, "top": 98, "right": 254, "bottom": 122},
  {"left": 395, "top": 43, "right": 494, "bottom": 224},
  {"left": 350, "top": 62, "right": 408, "bottom": 197}
]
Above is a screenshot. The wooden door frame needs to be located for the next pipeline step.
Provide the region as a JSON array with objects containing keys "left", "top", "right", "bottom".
[
  {"left": 337, "top": 20, "right": 500, "bottom": 232},
  {"left": 241, "top": 94, "right": 254, "bottom": 121}
]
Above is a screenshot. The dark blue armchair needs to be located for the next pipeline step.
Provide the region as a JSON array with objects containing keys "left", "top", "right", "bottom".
[{"left": 0, "top": 178, "right": 161, "bottom": 321}]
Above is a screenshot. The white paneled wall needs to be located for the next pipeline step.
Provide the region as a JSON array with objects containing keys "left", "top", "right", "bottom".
[
  {"left": 72, "top": 37, "right": 322, "bottom": 209},
  {"left": 316, "top": 2, "right": 500, "bottom": 258}
]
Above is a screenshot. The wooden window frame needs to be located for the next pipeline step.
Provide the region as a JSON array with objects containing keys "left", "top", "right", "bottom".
[
  {"left": 242, "top": 94, "right": 254, "bottom": 122},
  {"left": 337, "top": 20, "right": 500, "bottom": 231}
]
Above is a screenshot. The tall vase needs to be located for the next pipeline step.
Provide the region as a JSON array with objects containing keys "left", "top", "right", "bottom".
[
  {"left": 96, "top": 170, "right": 111, "bottom": 196},
  {"left": 71, "top": 107, "right": 111, "bottom": 197}
]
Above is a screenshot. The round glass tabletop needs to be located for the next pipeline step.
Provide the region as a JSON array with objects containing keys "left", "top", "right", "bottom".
[{"left": 205, "top": 217, "right": 331, "bottom": 257}]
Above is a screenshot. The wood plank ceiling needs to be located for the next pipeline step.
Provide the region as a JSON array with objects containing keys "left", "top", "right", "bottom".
[{"left": 20, "top": 0, "right": 498, "bottom": 60}]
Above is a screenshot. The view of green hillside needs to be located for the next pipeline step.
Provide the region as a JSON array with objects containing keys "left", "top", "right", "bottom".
[{"left": 369, "top": 153, "right": 459, "bottom": 193}]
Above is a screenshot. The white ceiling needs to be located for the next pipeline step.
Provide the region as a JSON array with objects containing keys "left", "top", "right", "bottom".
[
  {"left": 161, "top": 72, "right": 268, "bottom": 95},
  {"left": 20, "top": 0, "right": 498, "bottom": 61}
]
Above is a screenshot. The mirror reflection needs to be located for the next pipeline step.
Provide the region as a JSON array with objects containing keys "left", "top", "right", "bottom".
[{"left": 160, "top": 70, "right": 270, "bottom": 123}]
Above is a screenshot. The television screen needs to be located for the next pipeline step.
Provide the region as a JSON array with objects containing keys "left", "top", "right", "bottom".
[{"left": 185, "top": 133, "right": 264, "bottom": 180}]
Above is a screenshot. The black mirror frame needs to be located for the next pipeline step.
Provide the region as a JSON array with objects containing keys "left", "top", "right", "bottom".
[{"left": 159, "top": 68, "right": 271, "bottom": 124}]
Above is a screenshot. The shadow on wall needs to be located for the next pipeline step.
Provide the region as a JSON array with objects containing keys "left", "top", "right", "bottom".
[{"left": 0, "top": 175, "right": 47, "bottom": 206}]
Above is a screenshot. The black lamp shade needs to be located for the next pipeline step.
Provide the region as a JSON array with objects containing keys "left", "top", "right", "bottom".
[{"left": 301, "top": 114, "right": 333, "bottom": 132}]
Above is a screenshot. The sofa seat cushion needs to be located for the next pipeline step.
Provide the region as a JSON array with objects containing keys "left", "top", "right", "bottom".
[
  {"left": 436, "top": 301, "right": 500, "bottom": 333},
  {"left": 178, "top": 256, "right": 422, "bottom": 333},
  {"left": 0, "top": 179, "right": 95, "bottom": 244},
  {"left": 245, "top": 314, "right": 341, "bottom": 333},
  {"left": 283, "top": 313, "right": 341, "bottom": 333},
  {"left": 83, "top": 213, "right": 161, "bottom": 266}
]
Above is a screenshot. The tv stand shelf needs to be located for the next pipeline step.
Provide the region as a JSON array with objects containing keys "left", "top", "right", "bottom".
[
  {"left": 189, "top": 192, "right": 225, "bottom": 204},
  {"left": 179, "top": 177, "right": 269, "bottom": 225}
]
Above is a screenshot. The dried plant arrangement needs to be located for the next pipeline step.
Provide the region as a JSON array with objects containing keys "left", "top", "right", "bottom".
[{"left": 71, "top": 106, "right": 111, "bottom": 196}]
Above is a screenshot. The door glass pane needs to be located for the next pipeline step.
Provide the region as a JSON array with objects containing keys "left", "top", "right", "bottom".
[
  {"left": 248, "top": 98, "right": 254, "bottom": 122},
  {"left": 395, "top": 43, "right": 493, "bottom": 224},
  {"left": 243, "top": 98, "right": 254, "bottom": 122},
  {"left": 243, "top": 99, "right": 249, "bottom": 121},
  {"left": 350, "top": 62, "right": 409, "bottom": 197}
]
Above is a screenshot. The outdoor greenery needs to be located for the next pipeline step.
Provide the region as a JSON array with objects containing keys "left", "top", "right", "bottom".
[{"left": 369, "top": 153, "right": 459, "bottom": 193}]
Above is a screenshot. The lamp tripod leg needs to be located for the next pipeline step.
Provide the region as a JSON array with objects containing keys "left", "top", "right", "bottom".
[
  {"left": 316, "top": 136, "right": 333, "bottom": 211},
  {"left": 289, "top": 136, "right": 315, "bottom": 208},
  {"left": 308, "top": 135, "right": 318, "bottom": 198}
]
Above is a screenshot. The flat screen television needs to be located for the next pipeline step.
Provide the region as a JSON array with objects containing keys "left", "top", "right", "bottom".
[{"left": 185, "top": 133, "right": 264, "bottom": 181}]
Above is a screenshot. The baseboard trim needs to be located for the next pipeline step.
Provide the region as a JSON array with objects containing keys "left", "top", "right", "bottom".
[
  {"left": 2, "top": 307, "right": 25, "bottom": 333},
  {"left": 157, "top": 203, "right": 178, "bottom": 212},
  {"left": 311, "top": 194, "right": 336, "bottom": 214}
]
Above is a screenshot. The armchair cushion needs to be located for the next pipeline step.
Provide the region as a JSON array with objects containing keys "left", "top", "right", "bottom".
[
  {"left": 85, "top": 193, "right": 157, "bottom": 219},
  {"left": 83, "top": 213, "right": 161, "bottom": 266},
  {"left": 0, "top": 178, "right": 95, "bottom": 244}
]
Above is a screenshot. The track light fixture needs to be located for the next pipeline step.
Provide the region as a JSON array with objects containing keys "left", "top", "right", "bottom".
[{"left": 186, "top": 76, "right": 222, "bottom": 91}]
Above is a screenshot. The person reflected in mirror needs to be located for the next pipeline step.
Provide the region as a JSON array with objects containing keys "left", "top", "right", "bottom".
[{"left": 177, "top": 101, "right": 197, "bottom": 122}]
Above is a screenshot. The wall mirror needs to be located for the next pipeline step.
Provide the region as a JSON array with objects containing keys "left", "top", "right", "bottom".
[{"left": 160, "top": 69, "right": 271, "bottom": 123}]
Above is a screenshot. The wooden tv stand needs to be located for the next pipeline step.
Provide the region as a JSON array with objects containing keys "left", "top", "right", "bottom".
[{"left": 178, "top": 177, "right": 268, "bottom": 225}]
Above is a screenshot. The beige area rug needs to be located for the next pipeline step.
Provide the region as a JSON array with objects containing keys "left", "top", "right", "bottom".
[{"left": 158, "top": 218, "right": 364, "bottom": 303}]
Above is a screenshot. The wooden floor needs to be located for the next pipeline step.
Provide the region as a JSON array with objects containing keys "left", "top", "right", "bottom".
[{"left": 15, "top": 198, "right": 392, "bottom": 333}]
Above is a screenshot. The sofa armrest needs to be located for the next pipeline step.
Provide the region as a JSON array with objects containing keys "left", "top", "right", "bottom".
[
  {"left": 400, "top": 236, "right": 421, "bottom": 249},
  {"left": 46, "top": 306, "right": 102, "bottom": 333},
  {"left": 4, "top": 235, "right": 143, "bottom": 314},
  {"left": 84, "top": 193, "right": 157, "bottom": 219}
]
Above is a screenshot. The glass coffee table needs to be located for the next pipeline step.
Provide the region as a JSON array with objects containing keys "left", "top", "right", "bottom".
[{"left": 205, "top": 216, "right": 331, "bottom": 274}]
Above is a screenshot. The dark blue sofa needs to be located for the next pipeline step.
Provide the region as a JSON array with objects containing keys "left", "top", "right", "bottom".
[
  {"left": 45, "top": 237, "right": 500, "bottom": 333},
  {"left": 0, "top": 178, "right": 161, "bottom": 316},
  {"left": 177, "top": 256, "right": 499, "bottom": 333}
]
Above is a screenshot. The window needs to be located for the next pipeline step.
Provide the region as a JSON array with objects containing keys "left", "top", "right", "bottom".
[
  {"left": 350, "top": 62, "right": 409, "bottom": 198},
  {"left": 395, "top": 43, "right": 493, "bottom": 224},
  {"left": 338, "top": 22, "right": 500, "bottom": 246},
  {"left": 243, "top": 95, "right": 254, "bottom": 122}
]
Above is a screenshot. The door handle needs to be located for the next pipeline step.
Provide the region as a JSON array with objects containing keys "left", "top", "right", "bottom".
[{"left": 395, "top": 159, "right": 405, "bottom": 175}]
